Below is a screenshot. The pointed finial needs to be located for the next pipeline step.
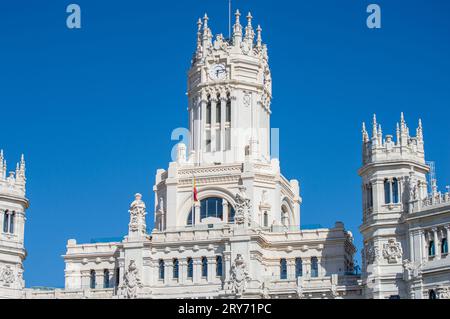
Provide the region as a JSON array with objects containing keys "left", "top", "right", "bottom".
[
  {"left": 362, "top": 122, "right": 369, "bottom": 143},
  {"left": 197, "top": 18, "right": 202, "bottom": 31},
  {"left": 247, "top": 12, "right": 253, "bottom": 26},
  {"left": 256, "top": 25, "right": 262, "bottom": 48},
  {"left": 396, "top": 122, "right": 400, "bottom": 145},
  {"left": 417, "top": 118, "right": 423, "bottom": 141},
  {"left": 372, "top": 114, "right": 378, "bottom": 137},
  {"left": 235, "top": 9, "right": 241, "bottom": 20},
  {"left": 203, "top": 13, "right": 209, "bottom": 29}
]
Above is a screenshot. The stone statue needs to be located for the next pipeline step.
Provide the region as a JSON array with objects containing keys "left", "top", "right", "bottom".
[
  {"left": 235, "top": 186, "right": 251, "bottom": 225},
  {"left": 121, "top": 260, "right": 142, "bottom": 299},
  {"left": 128, "top": 193, "right": 147, "bottom": 237},
  {"left": 229, "top": 254, "right": 251, "bottom": 296},
  {"left": 408, "top": 172, "right": 419, "bottom": 202}
]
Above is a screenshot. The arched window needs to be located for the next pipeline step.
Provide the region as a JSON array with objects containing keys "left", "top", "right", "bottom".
[
  {"left": 103, "top": 269, "right": 110, "bottom": 288},
  {"left": 216, "top": 256, "right": 223, "bottom": 277},
  {"left": 295, "top": 258, "right": 303, "bottom": 278},
  {"left": 159, "top": 260, "right": 165, "bottom": 280},
  {"left": 263, "top": 211, "right": 269, "bottom": 227},
  {"left": 2, "top": 211, "right": 8, "bottom": 233},
  {"left": 280, "top": 258, "right": 287, "bottom": 280},
  {"left": 392, "top": 178, "right": 399, "bottom": 203},
  {"left": 311, "top": 257, "right": 319, "bottom": 278},
  {"left": 187, "top": 199, "right": 236, "bottom": 225},
  {"left": 429, "top": 241, "right": 435, "bottom": 257},
  {"left": 442, "top": 238, "right": 448, "bottom": 255},
  {"left": 187, "top": 258, "right": 193, "bottom": 279},
  {"left": 384, "top": 179, "right": 391, "bottom": 204},
  {"left": 90, "top": 270, "right": 96, "bottom": 289},
  {"left": 173, "top": 259, "right": 179, "bottom": 279},
  {"left": 429, "top": 290, "right": 437, "bottom": 299},
  {"left": 216, "top": 94, "right": 221, "bottom": 124},
  {"left": 226, "top": 94, "right": 231, "bottom": 123},
  {"left": 201, "top": 198, "right": 223, "bottom": 220},
  {"left": 201, "top": 257, "right": 208, "bottom": 278}
]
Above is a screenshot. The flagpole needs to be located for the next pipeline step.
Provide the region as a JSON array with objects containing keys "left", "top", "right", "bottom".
[{"left": 228, "top": 0, "right": 231, "bottom": 40}]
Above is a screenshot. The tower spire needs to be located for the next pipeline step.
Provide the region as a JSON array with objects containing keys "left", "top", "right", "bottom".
[
  {"left": 233, "top": 9, "right": 243, "bottom": 46},
  {"left": 362, "top": 122, "right": 369, "bottom": 143},
  {"left": 245, "top": 12, "right": 255, "bottom": 43},
  {"left": 256, "top": 25, "right": 262, "bottom": 49},
  {"left": 417, "top": 118, "right": 423, "bottom": 141},
  {"left": 372, "top": 114, "right": 378, "bottom": 139}
]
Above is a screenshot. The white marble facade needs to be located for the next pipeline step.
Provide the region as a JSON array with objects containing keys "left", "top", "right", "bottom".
[{"left": 1, "top": 10, "right": 449, "bottom": 299}]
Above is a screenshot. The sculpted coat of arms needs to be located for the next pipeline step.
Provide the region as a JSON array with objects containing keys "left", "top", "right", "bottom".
[
  {"left": 229, "top": 254, "right": 251, "bottom": 296},
  {"left": 121, "top": 260, "right": 143, "bottom": 299},
  {"left": 382, "top": 239, "right": 403, "bottom": 264}
]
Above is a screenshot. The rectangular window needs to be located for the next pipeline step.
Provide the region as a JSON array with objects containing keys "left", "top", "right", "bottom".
[
  {"left": 206, "top": 104, "right": 211, "bottom": 124},
  {"left": 226, "top": 101, "right": 231, "bottom": 122},
  {"left": 384, "top": 180, "right": 391, "bottom": 204},
  {"left": 115, "top": 268, "right": 120, "bottom": 287},
  {"left": 216, "top": 104, "right": 221, "bottom": 124},
  {"left": 3, "top": 212, "right": 8, "bottom": 233},
  {"left": 104, "top": 270, "right": 110, "bottom": 288}
]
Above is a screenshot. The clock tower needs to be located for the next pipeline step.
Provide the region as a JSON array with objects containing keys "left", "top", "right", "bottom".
[{"left": 187, "top": 10, "right": 272, "bottom": 165}]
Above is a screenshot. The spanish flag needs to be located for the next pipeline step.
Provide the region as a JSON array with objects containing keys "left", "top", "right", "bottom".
[{"left": 193, "top": 176, "right": 198, "bottom": 202}]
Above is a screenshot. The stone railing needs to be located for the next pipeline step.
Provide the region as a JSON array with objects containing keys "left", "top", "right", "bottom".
[{"left": 421, "top": 192, "right": 450, "bottom": 209}]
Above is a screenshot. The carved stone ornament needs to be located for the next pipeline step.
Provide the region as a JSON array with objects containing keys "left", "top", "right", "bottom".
[
  {"left": 436, "top": 286, "right": 450, "bottom": 299},
  {"left": 120, "top": 260, "right": 143, "bottom": 299},
  {"left": 228, "top": 254, "right": 251, "bottom": 296},
  {"left": 364, "top": 241, "right": 378, "bottom": 265},
  {"left": 382, "top": 239, "right": 403, "bottom": 264},
  {"left": 234, "top": 186, "right": 251, "bottom": 225},
  {"left": 0, "top": 265, "right": 16, "bottom": 286}
]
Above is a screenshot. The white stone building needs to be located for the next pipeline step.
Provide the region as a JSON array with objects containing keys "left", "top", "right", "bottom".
[
  {"left": 26, "top": 11, "right": 359, "bottom": 299},
  {"left": 1, "top": 10, "right": 449, "bottom": 300},
  {"left": 0, "top": 151, "right": 28, "bottom": 299},
  {"left": 360, "top": 114, "right": 450, "bottom": 299}
]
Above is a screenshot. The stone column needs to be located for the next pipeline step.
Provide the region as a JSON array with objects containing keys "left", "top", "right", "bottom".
[
  {"left": 0, "top": 210, "right": 4, "bottom": 233},
  {"left": 165, "top": 260, "right": 173, "bottom": 285},
  {"left": 372, "top": 180, "right": 383, "bottom": 214},
  {"left": 97, "top": 271, "right": 104, "bottom": 289},
  {"left": 304, "top": 260, "right": 311, "bottom": 279},
  {"left": 195, "top": 202, "right": 201, "bottom": 225},
  {"left": 211, "top": 97, "right": 217, "bottom": 152},
  {"left": 224, "top": 253, "right": 231, "bottom": 283},
  {"left": 433, "top": 228, "right": 440, "bottom": 259},
  {"left": 179, "top": 259, "right": 187, "bottom": 284},
  {"left": 288, "top": 259, "right": 296, "bottom": 280},
  {"left": 223, "top": 200, "right": 229, "bottom": 223},
  {"left": 81, "top": 270, "right": 91, "bottom": 290},
  {"left": 200, "top": 97, "right": 207, "bottom": 161},
  {"left": 220, "top": 96, "right": 226, "bottom": 153},
  {"left": 207, "top": 257, "right": 216, "bottom": 283},
  {"left": 193, "top": 258, "right": 201, "bottom": 284},
  {"left": 420, "top": 230, "right": 428, "bottom": 261}
]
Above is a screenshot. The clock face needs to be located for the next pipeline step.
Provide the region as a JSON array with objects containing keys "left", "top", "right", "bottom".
[{"left": 209, "top": 64, "right": 227, "bottom": 80}]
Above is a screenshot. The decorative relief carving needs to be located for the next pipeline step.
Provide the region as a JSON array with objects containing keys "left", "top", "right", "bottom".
[
  {"left": 120, "top": 260, "right": 143, "bottom": 299},
  {"left": 364, "top": 241, "right": 378, "bottom": 265},
  {"left": 0, "top": 265, "right": 16, "bottom": 286},
  {"left": 227, "top": 254, "right": 251, "bottom": 297},
  {"left": 437, "top": 286, "right": 450, "bottom": 299},
  {"left": 382, "top": 239, "right": 403, "bottom": 264}
]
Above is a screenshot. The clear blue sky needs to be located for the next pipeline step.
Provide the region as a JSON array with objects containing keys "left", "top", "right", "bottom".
[{"left": 0, "top": 0, "right": 449, "bottom": 288}]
